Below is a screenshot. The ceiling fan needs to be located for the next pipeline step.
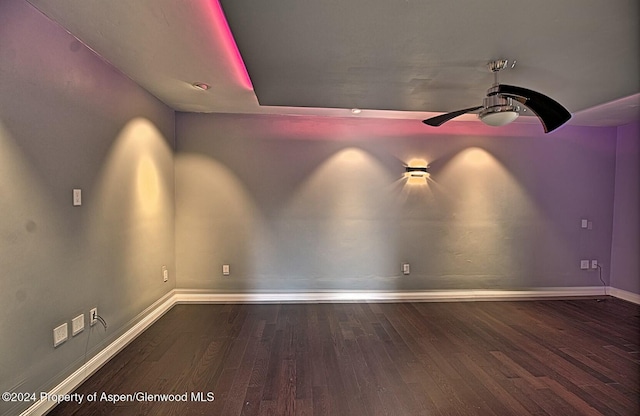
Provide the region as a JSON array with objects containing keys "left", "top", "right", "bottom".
[{"left": 422, "top": 60, "right": 571, "bottom": 133}]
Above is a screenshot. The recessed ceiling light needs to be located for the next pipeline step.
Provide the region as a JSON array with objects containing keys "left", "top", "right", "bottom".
[{"left": 192, "top": 82, "right": 210, "bottom": 91}]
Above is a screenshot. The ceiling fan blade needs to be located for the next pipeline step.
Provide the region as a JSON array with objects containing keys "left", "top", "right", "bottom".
[
  {"left": 422, "top": 106, "right": 482, "bottom": 126},
  {"left": 497, "top": 84, "right": 571, "bottom": 133}
]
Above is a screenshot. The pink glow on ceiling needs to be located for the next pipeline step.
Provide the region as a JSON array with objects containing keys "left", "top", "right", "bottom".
[
  {"left": 256, "top": 117, "right": 566, "bottom": 141},
  {"left": 209, "top": 0, "right": 253, "bottom": 90}
]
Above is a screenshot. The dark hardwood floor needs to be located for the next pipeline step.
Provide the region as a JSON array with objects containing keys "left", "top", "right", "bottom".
[{"left": 48, "top": 297, "right": 640, "bottom": 415}]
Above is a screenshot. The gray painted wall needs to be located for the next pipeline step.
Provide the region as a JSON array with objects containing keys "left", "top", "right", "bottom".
[
  {"left": 175, "top": 112, "right": 618, "bottom": 292},
  {"left": 611, "top": 122, "right": 640, "bottom": 294},
  {"left": 0, "top": 1, "right": 175, "bottom": 414}
]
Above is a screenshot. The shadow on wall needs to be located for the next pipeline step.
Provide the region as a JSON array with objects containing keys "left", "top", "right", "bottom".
[{"left": 0, "top": 120, "right": 70, "bottom": 399}]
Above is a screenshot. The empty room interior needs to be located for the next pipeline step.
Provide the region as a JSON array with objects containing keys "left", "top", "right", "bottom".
[{"left": 1, "top": 0, "right": 639, "bottom": 415}]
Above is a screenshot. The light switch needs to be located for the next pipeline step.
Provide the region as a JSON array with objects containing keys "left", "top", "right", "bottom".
[{"left": 222, "top": 264, "right": 230, "bottom": 276}]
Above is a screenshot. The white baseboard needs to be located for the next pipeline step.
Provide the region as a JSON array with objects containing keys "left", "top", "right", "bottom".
[
  {"left": 20, "top": 291, "right": 175, "bottom": 416},
  {"left": 608, "top": 287, "right": 640, "bottom": 304},
  {"left": 22, "top": 285, "right": 635, "bottom": 416},
  {"left": 173, "top": 287, "right": 610, "bottom": 303}
]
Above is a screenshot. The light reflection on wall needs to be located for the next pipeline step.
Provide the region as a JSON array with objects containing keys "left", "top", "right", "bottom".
[
  {"left": 280, "top": 147, "right": 400, "bottom": 289},
  {"left": 136, "top": 155, "right": 160, "bottom": 214},
  {"left": 174, "top": 153, "right": 260, "bottom": 290},
  {"left": 88, "top": 117, "right": 173, "bottom": 303},
  {"left": 434, "top": 146, "right": 540, "bottom": 287}
]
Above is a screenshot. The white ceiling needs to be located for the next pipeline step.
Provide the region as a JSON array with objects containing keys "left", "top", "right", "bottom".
[{"left": 26, "top": 0, "right": 640, "bottom": 127}]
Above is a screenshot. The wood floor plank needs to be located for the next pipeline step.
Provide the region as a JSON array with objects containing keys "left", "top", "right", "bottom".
[{"left": 48, "top": 298, "right": 640, "bottom": 416}]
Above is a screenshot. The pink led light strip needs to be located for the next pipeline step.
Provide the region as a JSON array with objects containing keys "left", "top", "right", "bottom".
[{"left": 210, "top": 0, "right": 253, "bottom": 90}]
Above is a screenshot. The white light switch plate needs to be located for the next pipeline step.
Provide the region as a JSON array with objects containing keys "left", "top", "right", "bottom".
[
  {"left": 73, "top": 189, "right": 82, "bottom": 206},
  {"left": 222, "top": 264, "right": 230, "bottom": 276}
]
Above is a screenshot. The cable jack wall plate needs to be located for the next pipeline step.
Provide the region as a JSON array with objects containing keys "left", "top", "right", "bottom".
[
  {"left": 72, "top": 314, "right": 85, "bottom": 336},
  {"left": 90, "top": 308, "right": 98, "bottom": 326},
  {"left": 53, "top": 323, "right": 68, "bottom": 347}
]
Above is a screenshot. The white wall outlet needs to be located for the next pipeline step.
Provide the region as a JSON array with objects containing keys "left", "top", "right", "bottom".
[
  {"left": 73, "top": 189, "right": 82, "bottom": 206},
  {"left": 222, "top": 264, "right": 230, "bottom": 276},
  {"left": 162, "top": 265, "right": 168, "bottom": 282},
  {"left": 580, "top": 260, "right": 590, "bottom": 270},
  {"left": 90, "top": 308, "right": 98, "bottom": 326},
  {"left": 53, "top": 323, "right": 68, "bottom": 347},
  {"left": 402, "top": 263, "right": 410, "bottom": 275},
  {"left": 581, "top": 219, "right": 588, "bottom": 229},
  {"left": 71, "top": 314, "right": 85, "bottom": 336},
  {"left": 591, "top": 260, "right": 598, "bottom": 269}
]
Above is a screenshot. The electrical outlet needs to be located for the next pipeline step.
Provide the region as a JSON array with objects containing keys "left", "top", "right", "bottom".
[
  {"left": 591, "top": 260, "right": 598, "bottom": 269},
  {"left": 222, "top": 264, "right": 230, "bottom": 276},
  {"left": 71, "top": 314, "right": 85, "bottom": 336},
  {"left": 402, "top": 263, "right": 410, "bottom": 275},
  {"left": 73, "top": 189, "right": 82, "bottom": 206},
  {"left": 580, "top": 260, "right": 590, "bottom": 270},
  {"left": 90, "top": 308, "right": 98, "bottom": 326},
  {"left": 581, "top": 219, "right": 588, "bottom": 229},
  {"left": 53, "top": 323, "right": 68, "bottom": 347},
  {"left": 162, "top": 265, "right": 168, "bottom": 282}
]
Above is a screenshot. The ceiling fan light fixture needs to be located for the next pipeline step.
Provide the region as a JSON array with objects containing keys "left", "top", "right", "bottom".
[
  {"left": 479, "top": 95, "right": 520, "bottom": 126},
  {"left": 422, "top": 59, "right": 571, "bottom": 133},
  {"left": 479, "top": 109, "right": 519, "bottom": 126}
]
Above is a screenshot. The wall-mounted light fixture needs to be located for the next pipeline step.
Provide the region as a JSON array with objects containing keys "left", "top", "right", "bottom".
[
  {"left": 405, "top": 165, "right": 429, "bottom": 178},
  {"left": 404, "top": 159, "right": 430, "bottom": 185}
]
